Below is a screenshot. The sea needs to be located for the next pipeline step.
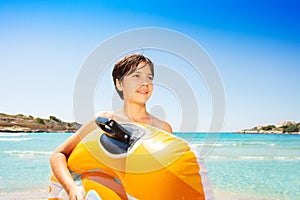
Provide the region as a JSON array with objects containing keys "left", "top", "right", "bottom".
[{"left": 0, "top": 132, "right": 299, "bottom": 200}]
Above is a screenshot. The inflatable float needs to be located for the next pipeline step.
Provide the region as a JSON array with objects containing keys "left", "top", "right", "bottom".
[{"left": 48, "top": 117, "right": 214, "bottom": 200}]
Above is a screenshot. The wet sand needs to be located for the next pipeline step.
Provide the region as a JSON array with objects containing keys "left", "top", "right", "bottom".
[{"left": 0, "top": 189, "right": 265, "bottom": 200}]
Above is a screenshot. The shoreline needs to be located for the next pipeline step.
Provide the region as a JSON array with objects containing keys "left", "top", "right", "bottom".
[
  {"left": 0, "top": 188, "right": 265, "bottom": 200},
  {"left": 0, "top": 188, "right": 49, "bottom": 200},
  {"left": 213, "top": 190, "right": 273, "bottom": 200},
  {"left": 1, "top": 130, "right": 300, "bottom": 135},
  {"left": 0, "top": 188, "right": 272, "bottom": 200},
  {"left": 234, "top": 131, "right": 300, "bottom": 135},
  {"left": 1, "top": 113, "right": 299, "bottom": 135},
  {"left": 238, "top": 120, "right": 300, "bottom": 135},
  {"left": 0, "top": 113, "right": 81, "bottom": 133}
]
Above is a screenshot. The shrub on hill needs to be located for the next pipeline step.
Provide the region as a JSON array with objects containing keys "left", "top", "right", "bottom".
[
  {"left": 261, "top": 125, "right": 275, "bottom": 131},
  {"left": 283, "top": 124, "right": 299, "bottom": 133},
  {"left": 36, "top": 117, "right": 45, "bottom": 125},
  {"left": 49, "top": 116, "right": 62, "bottom": 123}
]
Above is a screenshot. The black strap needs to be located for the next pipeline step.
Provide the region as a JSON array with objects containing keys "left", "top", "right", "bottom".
[{"left": 95, "top": 116, "right": 131, "bottom": 144}]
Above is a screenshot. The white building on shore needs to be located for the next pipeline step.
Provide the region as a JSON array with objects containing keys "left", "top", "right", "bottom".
[{"left": 275, "top": 121, "right": 296, "bottom": 128}]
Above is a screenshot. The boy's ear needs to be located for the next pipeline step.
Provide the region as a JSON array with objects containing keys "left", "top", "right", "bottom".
[{"left": 116, "top": 79, "right": 123, "bottom": 91}]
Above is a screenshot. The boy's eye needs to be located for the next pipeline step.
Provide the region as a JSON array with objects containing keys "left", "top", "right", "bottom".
[{"left": 131, "top": 73, "right": 153, "bottom": 81}]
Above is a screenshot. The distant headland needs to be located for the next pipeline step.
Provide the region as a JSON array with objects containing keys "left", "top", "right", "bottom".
[
  {"left": 238, "top": 121, "right": 300, "bottom": 134},
  {"left": 0, "top": 113, "right": 81, "bottom": 133}
]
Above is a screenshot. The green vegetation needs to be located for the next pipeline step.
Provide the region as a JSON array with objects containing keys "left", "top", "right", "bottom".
[
  {"left": 283, "top": 124, "right": 299, "bottom": 133},
  {"left": 49, "top": 115, "right": 62, "bottom": 123},
  {"left": 261, "top": 125, "right": 275, "bottom": 131},
  {"left": 36, "top": 117, "right": 45, "bottom": 125}
]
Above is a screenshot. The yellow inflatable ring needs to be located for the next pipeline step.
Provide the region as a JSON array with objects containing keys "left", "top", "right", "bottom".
[{"left": 48, "top": 117, "right": 214, "bottom": 200}]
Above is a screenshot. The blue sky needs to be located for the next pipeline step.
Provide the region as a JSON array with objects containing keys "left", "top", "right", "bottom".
[{"left": 0, "top": 0, "right": 299, "bottom": 131}]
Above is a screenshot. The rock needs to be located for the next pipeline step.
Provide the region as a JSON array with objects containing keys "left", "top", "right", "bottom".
[{"left": 0, "top": 113, "right": 81, "bottom": 133}]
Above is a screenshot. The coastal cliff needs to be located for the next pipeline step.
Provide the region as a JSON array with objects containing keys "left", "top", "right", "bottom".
[
  {"left": 238, "top": 120, "right": 300, "bottom": 134},
  {"left": 0, "top": 113, "right": 81, "bottom": 133}
]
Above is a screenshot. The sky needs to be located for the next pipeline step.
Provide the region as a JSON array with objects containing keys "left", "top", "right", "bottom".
[{"left": 0, "top": 0, "right": 299, "bottom": 132}]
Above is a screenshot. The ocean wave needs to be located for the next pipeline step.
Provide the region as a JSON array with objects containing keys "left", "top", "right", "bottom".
[
  {"left": 3, "top": 150, "right": 53, "bottom": 157},
  {"left": 207, "top": 155, "right": 300, "bottom": 161},
  {"left": 190, "top": 143, "right": 230, "bottom": 148},
  {"left": 0, "top": 133, "right": 29, "bottom": 137},
  {"left": 191, "top": 142, "right": 279, "bottom": 148},
  {"left": 0, "top": 138, "right": 32, "bottom": 142}
]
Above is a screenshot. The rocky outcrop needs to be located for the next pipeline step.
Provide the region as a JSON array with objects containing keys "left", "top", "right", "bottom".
[
  {"left": 0, "top": 113, "right": 81, "bottom": 133},
  {"left": 237, "top": 120, "right": 300, "bottom": 134}
]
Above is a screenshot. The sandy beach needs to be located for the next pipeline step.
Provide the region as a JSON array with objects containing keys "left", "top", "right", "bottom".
[
  {"left": 0, "top": 189, "right": 267, "bottom": 200},
  {"left": 0, "top": 189, "right": 48, "bottom": 200},
  {"left": 214, "top": 190, "right": 271, "bottom": 200}
]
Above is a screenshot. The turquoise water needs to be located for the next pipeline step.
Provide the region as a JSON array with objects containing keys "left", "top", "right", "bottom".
[
  {"left": 0, "top": 132, "right": 299, "bottom": 199},
  {"left": 0, "top": 132, "right": 71, "bottom": 192},
  {"left": 176, "top": 132, "right": 300, "bottom": 199}
]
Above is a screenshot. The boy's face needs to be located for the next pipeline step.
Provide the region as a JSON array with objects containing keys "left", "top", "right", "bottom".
[{"left": 120, "top": 62, "right": 154, "bottom": 105}]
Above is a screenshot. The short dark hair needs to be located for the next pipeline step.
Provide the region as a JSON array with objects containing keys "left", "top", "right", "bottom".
[{"left": 112, "top": 54, "right": 154, "bottom": 99}]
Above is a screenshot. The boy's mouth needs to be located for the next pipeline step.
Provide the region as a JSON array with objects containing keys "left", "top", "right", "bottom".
[{"left": 137, "top": 89, "right": 148, "bottom": 94}]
